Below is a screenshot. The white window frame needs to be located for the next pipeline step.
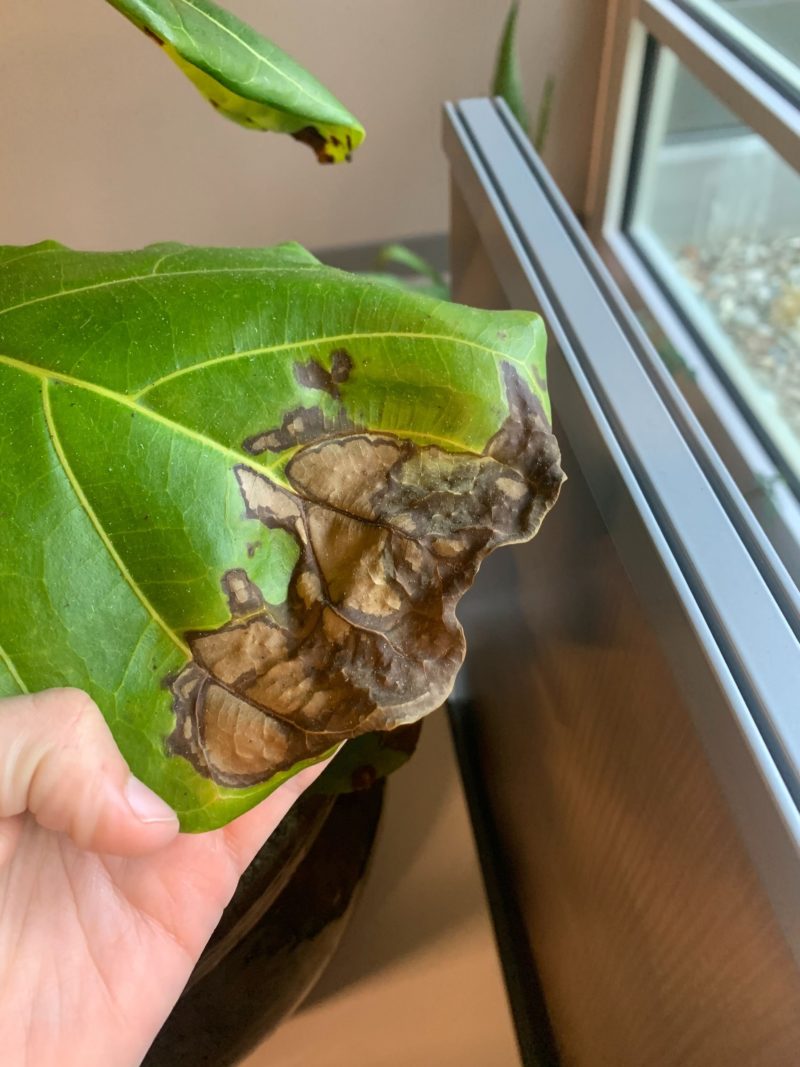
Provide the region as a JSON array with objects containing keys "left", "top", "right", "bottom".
[
  {"left": 585, "top": 0, "right": 800, "bottom": 584},
  {"left": 444, "top": 93, "right": 800, "bottom": 987}
]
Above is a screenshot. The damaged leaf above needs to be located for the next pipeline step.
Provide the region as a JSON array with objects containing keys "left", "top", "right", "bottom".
[
  {"left": 105, "top": 0, "right": 365, "bottom": 162},
  {"left": 0, "top": 241, "right": 563, "bottom": 830}
]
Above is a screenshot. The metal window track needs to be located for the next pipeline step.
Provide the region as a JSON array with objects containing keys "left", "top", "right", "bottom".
[{"left": 444, "top": 96, "right": 800, "bottom": 964}]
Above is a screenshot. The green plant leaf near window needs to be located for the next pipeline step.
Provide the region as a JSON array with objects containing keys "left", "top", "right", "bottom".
[
  {"left": 362, "top": 244, "right": 450, "bottom": 301},
  {"left": 492, "top": 1, "right": 529, "bottom": 134},
  {"left": 0, "top": 241, "right": 563, "bottom": 831},
  {"left": 105, "top": 0, "right": 365, "bottom": 162},
  {"left": 492, "top": 2, "right": 555, "bottom": 153}
]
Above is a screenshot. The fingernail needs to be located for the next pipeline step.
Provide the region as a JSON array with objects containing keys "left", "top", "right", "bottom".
[{"left": 125, "top": 776, "right": 178, "bottom": 825}]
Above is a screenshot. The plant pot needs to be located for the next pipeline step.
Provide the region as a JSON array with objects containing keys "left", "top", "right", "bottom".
[{"left": 143, "top": 780, "right": 385, "bottom": 1067}]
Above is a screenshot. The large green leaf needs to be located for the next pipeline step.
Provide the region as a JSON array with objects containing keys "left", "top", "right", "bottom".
[
  {"left": 105, "top": 0, "right": 365, "bottom": 162},
  {"left": 0, "top": 241, "right": 563, "bottom": 830}
]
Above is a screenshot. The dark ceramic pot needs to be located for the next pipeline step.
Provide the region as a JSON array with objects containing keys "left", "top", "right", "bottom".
[{"left": 143, "top": 781, "right": 385, "bottom": 1067}]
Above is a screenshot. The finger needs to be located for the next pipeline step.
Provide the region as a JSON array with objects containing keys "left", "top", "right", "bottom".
[
  {"left": 0, "top": 688, "right": 178, "bottom": 856},
  {"left": 222, "top": 757, "right": 333, "bottom": 873},
  {"left": 0, "top": 814, "right": 24, "bottom": 868}
]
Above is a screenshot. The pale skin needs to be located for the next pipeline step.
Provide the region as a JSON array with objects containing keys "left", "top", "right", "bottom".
[{"left": 0, "top": 687, "right": 327, "bottom": 1067}]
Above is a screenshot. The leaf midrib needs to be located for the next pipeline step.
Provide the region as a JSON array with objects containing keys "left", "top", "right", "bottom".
[
  {"left": 0, "top": 265, "right": 538, "bottom": 391},
  {"left": 0, "top": 265, "right": 326, "bottom": 318},
  {"left": 0, "top": 351, "right": 491, "bottom": 457},
  {"left": 132, "top": 329, "right": 536, "bottom": 398}
]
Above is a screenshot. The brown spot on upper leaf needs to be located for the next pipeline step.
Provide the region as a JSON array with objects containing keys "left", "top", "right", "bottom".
[
  {"left": 166, "top": 365, "right": 563, "bottom": 787},
  {"left": 291, "top": 126, "right": 334, "bottom": 164}
]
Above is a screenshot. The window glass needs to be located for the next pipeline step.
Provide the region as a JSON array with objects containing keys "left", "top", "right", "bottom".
[
  {"left": 685, "top": 0, "right": 800, "bottom": 96},
  {"left": 627, "top": 45, "right": 800, "bottom": 487}
]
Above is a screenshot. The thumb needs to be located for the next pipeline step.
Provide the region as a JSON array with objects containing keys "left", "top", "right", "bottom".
[{"left": 0, "top": 687, "right": 179, "bottom": 857}]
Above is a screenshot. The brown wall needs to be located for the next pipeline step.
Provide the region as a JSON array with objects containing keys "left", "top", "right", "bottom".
[{"left": 0, "top": 0, "right": 606, "bottom": 251}]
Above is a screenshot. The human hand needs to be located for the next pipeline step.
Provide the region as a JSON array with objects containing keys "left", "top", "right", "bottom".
[{"left": 0, "top": 687, "right": 326, "bottom": 1067}]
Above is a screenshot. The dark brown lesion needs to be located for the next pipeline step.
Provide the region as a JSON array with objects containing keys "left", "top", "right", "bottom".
[
  {"left": 292, "top": 349, "right": 353, "bottom": 400},
  {"left": 166, "top": 364, "right": 564, "bottom": 787},
  {"left": 168, "top": 665, "right": 329, "bottom": 788},
  {"left": 243, "top": 404, "right": 356, "bottom": 455},
  {"left": 291, "top": 126, "right": 334, "bottom": 164},
  {"left": 142, "top": 27, "right": 164, "bottom": 46}
]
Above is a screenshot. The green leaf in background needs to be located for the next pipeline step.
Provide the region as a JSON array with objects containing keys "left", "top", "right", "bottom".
[
  {"left": 533, "top": 73, "right": 555, "bottom": 154},
  {"left": 105, "top": 0, "right": 365, "bottom": 162},
  {"left": 372, "top": 244, "right": 450, "bottom": 301},
  {"left": 0, "top": 241, "right": 563, "bottom": 830},
  {"left": 492, "top": 1, "right": 529, "bottom": 134}
]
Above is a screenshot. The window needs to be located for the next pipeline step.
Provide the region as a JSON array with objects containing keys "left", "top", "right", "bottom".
[
  {"left": 443, "top": 9, "right": 800, "bottom": 1054},
  {"left": 587, "top": 0, "right": 800, "bottom": 581},
  {"left": 627, "top": 43, "right": 800, "bottom": 487},
  {"left": 683, "top": 0, "right": 800, "bottom": 96},
  {"left": 444, "top": 94, "right": 800, "bottom": 1064}
]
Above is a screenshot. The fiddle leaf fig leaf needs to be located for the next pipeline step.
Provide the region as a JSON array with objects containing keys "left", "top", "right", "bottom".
[
  {"left": 0, "top": 241, "right": 563, "bottom": 831},
  {"left": 105, "top": 0, "right": 365, "bottom": 162}
]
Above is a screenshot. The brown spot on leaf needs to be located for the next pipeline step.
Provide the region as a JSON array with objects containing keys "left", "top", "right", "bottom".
[
  {"left": 330, "top": 348, "right": 353, "bottom": 383},
  {"left": 350, "top": 765, "right": 378, "bottom": 791},
  {"left": 167, "top": 666, "right": 328, "bottom": 788},
  {"left": 294, "top": 360, "right": 336, "bottom": 397},
  {"left": 291, "top": 126, "right": 334, "bottom": 164},
  {"left": 293, "top": 350, "right": 353, "bottom": 399},
  {"left": 166, "top": 366, "right": 563, "bottom": 787},
  {"left": 142, "top": 27, "right": 164, "bottom": 46},
  {"left": 221, "top": 568, "right": 265, "bottom": 618},
  {"left": 244, "top": 405, "right": 357, "bottom": 455}
]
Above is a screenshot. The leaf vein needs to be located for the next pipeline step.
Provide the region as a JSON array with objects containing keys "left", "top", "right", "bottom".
[
  {"left": 0, "top": 265, "right": 325, "bottom": 319},
  {"left": 0, "top": 643, "right": 28, "bottom": 694},
  {"left": 40, "top": 379, "right": 189, "bottom": 657},
  {"left": 132, "top": 330, "right": 536, "bottom": 398},
  {"left": 176, "top": 0, "right": 332, "bottom": 112}
]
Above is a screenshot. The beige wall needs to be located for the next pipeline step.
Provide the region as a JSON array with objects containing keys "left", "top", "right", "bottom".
[{"left": 0, "top": 0, "right": 606, "bottom": 252}]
